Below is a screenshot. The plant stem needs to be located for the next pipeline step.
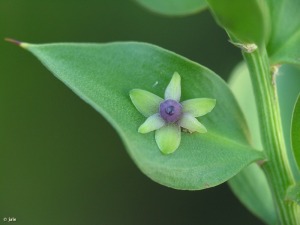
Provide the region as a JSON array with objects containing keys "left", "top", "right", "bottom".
[{"left": 243, "top": 46, "right": 300, "bottom": 225}]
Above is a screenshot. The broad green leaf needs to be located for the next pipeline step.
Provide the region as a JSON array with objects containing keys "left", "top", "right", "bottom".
[
  {"left": 266, "top": 0, "right": 300, "bottom": 65},
  {"left": 205, "top": 0, "right": 270, "bottom": 47},
  {"left": 228, "top": 62, "right": 276, "bottom": 225},
  {"left": 292, "top": 94, "right": 300, "bottom": 169},
  {"left": 228, "top": 63, "right": 300, "bottom": 224},
  {"left": 229, "top": 163, "right": 276, "bottom": 225},
  {"left": 20, "top": 42, "right": 264, "bottom": 190},
  {"left": 135, "top": 0, "right": 207, "bottom": 16},
  {"left": 205, "top": 0, "right": 300, "bottom": 65},
  {"left": 228, "top": 63, "right": 262, "bottom": 148}
]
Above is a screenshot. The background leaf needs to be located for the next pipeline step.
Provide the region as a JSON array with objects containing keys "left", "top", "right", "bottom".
[
  {"left": 292, "top": 94, "right": 300, "bottom": 170},
  {"left": 205, "top": 0, "right": 270, "bottom": 47},
  {"left": 266, "top": 0, "right": 300, "bottom": 65},
  {"left": 135, "top": 0, "right": 207, "bottom": 16},
  {"left": 21, "top": 42, "right": 263, "bottom": 190},
  {"left": 229, "top": 163, "right": 276, "bottom": 225},
  {"left": 205, "top": 0, "right": 300, "bottom": 65}
]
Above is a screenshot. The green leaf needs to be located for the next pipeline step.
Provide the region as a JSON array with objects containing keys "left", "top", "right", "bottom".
[
  {"left": 135, "top": 0, "right": 207, "bottom": 16},
  {"left": 266, "top": 0, "right": 300, "bottom": 65},
  {"left": 205, "top": 0, "right": 300, "bottom": 65},
  {"left": 21, "top": 42, "right": 264, "bottom": 190},
  {"left": 228, "top": 62, "right": 276, "bottom": 225},
  {"left": 205, "top": 0, "right": 270, "bottom": 47},
  {"left": 228, "top": 63, "right": 262, "bottom": 149},
  {"left": 229, "top": 163, "right": 276, "bottom": 225},
  {"left": 228, "top": 62, "right": 300, "bottom": 224},
  {"left": 292, "top": 94, "right": 300, "bottom": 170}
]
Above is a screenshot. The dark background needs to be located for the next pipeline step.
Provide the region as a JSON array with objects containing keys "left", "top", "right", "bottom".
[{"left": 0, "top": 0, "right": 264, "bottom": 224}]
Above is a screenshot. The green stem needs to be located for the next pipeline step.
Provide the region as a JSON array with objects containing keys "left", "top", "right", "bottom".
[{"left": 243, "top": 46, "right": 300, "bottom": 225}]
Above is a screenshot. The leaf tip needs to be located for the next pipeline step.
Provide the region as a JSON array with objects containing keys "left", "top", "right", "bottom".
[{"left": 4, "top": 38, "right": 29, "bottom": 48}]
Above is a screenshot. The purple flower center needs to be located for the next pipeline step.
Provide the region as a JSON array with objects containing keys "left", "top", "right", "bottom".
[{"left": 159, "top": 99, "right": 182, "bottom": 123}]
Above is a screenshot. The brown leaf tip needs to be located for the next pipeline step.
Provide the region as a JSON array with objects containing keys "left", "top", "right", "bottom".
[{"left": 4, "top": 38, "right": 23, "bottom": 46}]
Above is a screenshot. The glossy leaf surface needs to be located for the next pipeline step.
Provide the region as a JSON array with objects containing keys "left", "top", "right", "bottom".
[
  {"left": 22, "top": 42, "right": 264, "bottom": 190},
  {"left": 205, "top": 0, "right": 270, "bottom": 47},
  {"left": 229, "top": 163, "right": 276, "bottom": 225},
  {"left": 135, "top": 0, "right": 207, "bottom": 16},
  {"left": 266, "top": 0, "right": 300, "bottom": 65}
]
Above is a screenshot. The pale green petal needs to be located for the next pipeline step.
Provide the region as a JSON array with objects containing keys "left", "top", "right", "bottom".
[
  {"left": 178, "top": 113, "right": 207, "bottom": 133},
  {"left": 155, "top": 124, "right": 181, "bottom": 154},
  {"left": 130, "top": 89, "right": 163, "bottom": 117},
  {"left": 164, "top": 72, "right": 181, "bottom": 101},
  {"left": 138, "top": 113, "right": 165, "bottom": 134},
  {"left": 182, "top": 98, "right": 216, "bottom": 117}
]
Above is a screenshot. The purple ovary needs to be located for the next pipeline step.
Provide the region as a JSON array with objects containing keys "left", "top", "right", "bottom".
[{"left": 159, "top": 99, "right": 182, "bottom": 123}]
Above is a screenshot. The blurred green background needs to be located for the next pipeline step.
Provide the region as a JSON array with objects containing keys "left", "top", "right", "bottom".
[{"left": 0, "top": 0, "right": 264, "bottom": 224}]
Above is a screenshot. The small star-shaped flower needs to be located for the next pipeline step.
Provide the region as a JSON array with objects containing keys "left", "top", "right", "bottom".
[{"left": 130, "top": 72, "right": 216, "bottom": 154}]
